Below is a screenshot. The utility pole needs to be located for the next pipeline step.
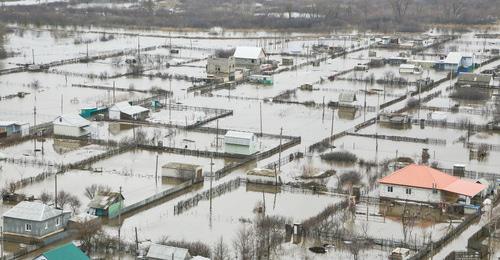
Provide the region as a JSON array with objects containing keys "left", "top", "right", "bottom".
[
  {"left": 215, "top": 120, "right": 219, "bottom": 152},
  {"left": 86, "top": 43, "right": 89, "bottom": 60},
  {"left": 1, "top": 226, "right": 4, "bottom": 259},
  {"left": 363, "top": 82, "right": 367, "bottom": 121},
  {"left": 60, "top": 94, "right": 64, "bottom": 114},
  {"left": 259, "top": 102, "right": 263, "bottom": 136},
  {"left": 330, "top": 108, "right": 335, "bottom": 147},
  {"left": 209, "top": 156, "right": 213, "bottom": 213},
  {"left": 118, "top": 186, "right": 123, "bottom": 256},
  {"left": 54, "top": 174, "right": 58, "bottom": 208},
  {"left": 134, "top": 227, "right": 139, "bottom": 256},
  {"left": 322, "top": 96, "right": 325, "bottom": 122},
  {"left": 278, "top": 127, "right": 282, "bottom": 171},
  {"left": 32, "top": 49, "right": 35, "bottom": 64},
  {"left": 155, "top": 153, "right": 159, "bottom": 187}
]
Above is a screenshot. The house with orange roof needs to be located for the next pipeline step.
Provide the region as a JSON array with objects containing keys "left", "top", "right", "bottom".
[{"left": 378, "top": 164, "right": 486, "bottom": 205}]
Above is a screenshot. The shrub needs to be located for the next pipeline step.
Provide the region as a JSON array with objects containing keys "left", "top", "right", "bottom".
[
  {"left": 320, "top": 151, "right": 357, "bottom": 163},
  {"left": 449, "top": 88, "right": 489, "bottom": 100}
]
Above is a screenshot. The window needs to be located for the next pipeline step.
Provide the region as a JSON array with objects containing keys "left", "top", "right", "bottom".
[
  {"left": 432, "top": 188, "right": 438, "bottom": 194},
  {"left": 387, "top": 186, "right": 393, "bottom": 192},
  {"left": 406, "top": 188, "right": 412, "bottom": 195},
  {"left": 56, "top": 217, "right": 60, "bottom": 226},
  {"left": 45, "top": 222, "right": 48, "bottom": 230},
  {"left": 25, "top": 223, "right": 32, "bottom": 232}
]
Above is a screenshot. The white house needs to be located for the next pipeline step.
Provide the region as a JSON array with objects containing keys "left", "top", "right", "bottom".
[
  {"left": 161, "top": 162, "right": 203, "bottom": 180},
  {"left": 108, "top": 101, "right": 149, "bottom": 121},
  {"left": 233, "top": 46, "right": 266, "bottom": 71},
  {"left": 378, "top": 164, "right": 486, "bottom": 205},
  {"left": 207, "top": 49, "right": 236, "bottom": 75},
  {"left": 53, "top": 115, "right": 91, "bottom": 138},
  {"left": 224, "top": 130, "right": 257, "bottom": 155},
  {"left": 246, "top": 168, "right": 279, "bottom": 185},
  {"left": 437, "top": 52, "right": 474, "bottom": 73}
]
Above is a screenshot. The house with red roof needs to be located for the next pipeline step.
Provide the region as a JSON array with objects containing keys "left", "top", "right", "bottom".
[{"left": 378, "top": 164, "right": 486, "bottom": 205}]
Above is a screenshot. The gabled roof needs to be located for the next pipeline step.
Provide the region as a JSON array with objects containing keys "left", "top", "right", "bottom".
[
  {"left": 53, "top": 114, "right": 90, "bottom": 127},
  {"left": 110, "top": 101, "right": 149, "bottom": 115},
  {"left": 378, "top": 164, "right": 486, "bottom": 197},
  {"left": 0, "top": 121, "right": 27, "bottom": 127},
  {"left": 39, "top": 242, "right": 89, "bottom": 260},
  {"left": 146, "top": 244, "right": 190, "bottom": 260},
  {"left": 225, "top": 130, "right": 255, "bottom": 140},
  {"left": 3, "top": 201, "right": 63, "bottom": 221},
  {"left": 234, "top": 46, "right": 266, "bottom": 60},
  {"left": 443, "top": 52, "right": 472, "bottom": 64}
]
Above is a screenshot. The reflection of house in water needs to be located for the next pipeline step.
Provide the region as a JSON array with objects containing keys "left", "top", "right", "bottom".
[
  {"left": 108, "top": 122, "right": 135, "bottom": 136},
  {"left": 337, "top": 107, "right": 359, "bottom": 120}
]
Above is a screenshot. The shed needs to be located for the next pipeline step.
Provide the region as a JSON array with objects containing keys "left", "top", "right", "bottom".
[
  {"left": 146, "top": 244, "right": 191, "bottom": 260},
  {"left": 109, "top": 101, "right": 149, "bottom": 120},
  {"left": 53, "top": 114, "right": 91, "bottom": 138},
  {"left": 161, "top": 162, "right": 203, "bottom": 180},
  {"left": 224, "top": 131, "right": 257, "bottom": 155},
  {"left": 456, "top": 73, "right": 492, "bottom": 88},
  {"left": 338, "top": 93, "right": 357, "bottom": 107},
  {"left": 34, "top": 242, "right": 89, "bottom": 260},
  {"left": 207, "top": 49, "right": 236, "bottom": 75},
  {"left": 87, "top": 192, "right": 124, "bottom": 218},
  {"left": 246, "top": 168, "right": 278, "bottom": 185},
  {"left": 2, "top": 201, "right": 71, "bottom": 242},
  {"left": 0, "top": 121, "right": 29, "bottom": 137}
]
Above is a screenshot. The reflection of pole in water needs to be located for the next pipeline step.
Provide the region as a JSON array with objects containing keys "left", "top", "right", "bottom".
[
  {"left": 209, "top": 156, "right": 213, "bottom": 229},
  {"left": 155, "top": 153, "right": 159, "bottom": 187},
  {"left": 278, "top": 127, "right": 282, "bottom": 171}
]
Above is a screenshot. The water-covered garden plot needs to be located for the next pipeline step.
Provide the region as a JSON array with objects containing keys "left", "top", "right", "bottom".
[
  {"left": 105, "top": 184, "right": 342, "bottom": 245},
  {"left": 17, "top": 169, "right": 177, "bottom": 213},
  {"left": 0, "top": 138, "right": 109, "bottom": 165}
]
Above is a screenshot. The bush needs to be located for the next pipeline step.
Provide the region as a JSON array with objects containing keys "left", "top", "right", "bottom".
[
  {"left": 320, "top": 151, "right": 357, "bottom": 163},
  {"left": 406, "top": 97, "right": 419, "bottom": 109},
  {"left": 449, "top": 88, "right": 489, "bottom": 100}
]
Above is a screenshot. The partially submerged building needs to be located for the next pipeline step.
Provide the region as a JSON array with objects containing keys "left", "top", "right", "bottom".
[
  {"left": 436, "top": 52, "right": 474, "bottom": 73},
  {"left": 224, "top": 130, "right": 257, "bottom": 155},
  {"left": 378, "top": 164, "right": 486, "bottom": 205},
  {"left": 233, "top": 46, "right": 266, "bottom": 71},
  {"left": 87, "top": 192, "right": 124, "bottom": 218},
  {"left": 246, "top": 168, "right": 279, "bottom": 185},
  {"left": 162, "top": 162, "right": 203, "bottom": 180},
  {"left": 206, "top": 49, "right": 236, "bottom": 75},
  {"left": 146, "top": 243, "right": 191, "bottom": 260},
  {"left": 34, "top": 242, "right": 89, "bottom": 260},
  {"left": 109, "top": 101, "right": 149, "bottom": 120},
  {"left": 456, "top": 73, "right": 492, "bottom": 88},
  {"left": 53, "top": 114, "right": 91, "bottom": 138},
  {"left": 2, "top": 201, "right": 71, "bottom": 242},
  {"left": 0, "top": 121, "right": 29, "bottom": 137},
  {"left": 338, "top": 92, "right": 357, "bottom": 107}
]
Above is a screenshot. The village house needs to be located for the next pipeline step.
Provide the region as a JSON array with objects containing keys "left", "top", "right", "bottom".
[
  {"left": 338, "top": 92, "right": 357, "bottom": 107},
  {"left": 2, "top": 201, "right": 71, "bottom": 242},
  {"left": 206, "top": 49, "right": 236, "bottom": 75},
  {"left": 233, "top": 46, "right": 267, "bottom": 71},
  {"left": 87, "top": 192, "right": 124, "bottom": 218},
  {"left": 53, "top": 114, "right": 91, "bottom": 138},
  {"left": 161, "top": 162, "right": 203, "bottom": 181},
  {"left": 456, "top": 73, "right": 492, "bottom": 88},
  {"left": 436, "top": 52, "right": 474, "bottom": 73},
  {"left": 378, "top": 164, "right": 486, "bottom": 205},
  {"left": 0, "top": 121, "right": 29, "bottom": 137},
  {"left": 108, "top": 101, "right": 149, "bottom": 121},
  {"left": 224, "top": 130, "right": 258, "bottom": 155},
  {"left": 34, "top": 242, "right": 89, "bottom": 260},
  {"left": 146, "top": 243, "right": 191, "bottom": 260}
]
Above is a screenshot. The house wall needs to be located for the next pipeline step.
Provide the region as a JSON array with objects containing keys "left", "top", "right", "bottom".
[
  {"left": 235, "top": 56, "right": 265, "bottom": 70},
  {"left": 109, "top": 108, "right": 121, "bottom": 120},
  {"left": 53, "top": 125, "right": 89, "bottom": 137},
  {"left": 379, "top": 183, "right": 442, "bottom": 203},
  {"left": 224, "top": 143, "right": 256, "bottom": 155},
  {"left": 161, "top": 168, "right": 197, "bottom": 179},
  {"left": 207, "top": 56, "right": 235, "bottom": 74},
  {"left": 3, "top": 213, "right": 70, "bottom": 238}
]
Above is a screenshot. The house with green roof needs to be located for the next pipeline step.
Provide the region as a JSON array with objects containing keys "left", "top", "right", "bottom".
[{"left": 34, "top": 242, "right": 89, "bottom": 260}]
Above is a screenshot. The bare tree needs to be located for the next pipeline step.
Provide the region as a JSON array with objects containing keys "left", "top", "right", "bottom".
[
  {"left": 57, "top": 190, "right": 71, "bottom": 209},
  {"left": 76, "top": 219, "right": 103, "bottom": 253},
  {"left": 233, "top": 226, "right": 255, "bottom": 260},
  {"left": 68, "top": 195, "right": 82, "bottom": 214},
  {"left": 84, "top": 184, "right": 112, "bottom": 200},
  {"left": 212, "top": 237, "right": 230, "bottom": 260},
  {"left": 39, "top": 191, "right": 53, "bottom": 204},
  {"left": 401, "top": 201, "right": 417, "bottom": 245},
  {"left": 387, "top": 0, "right": 413, "bottom": 21}
]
